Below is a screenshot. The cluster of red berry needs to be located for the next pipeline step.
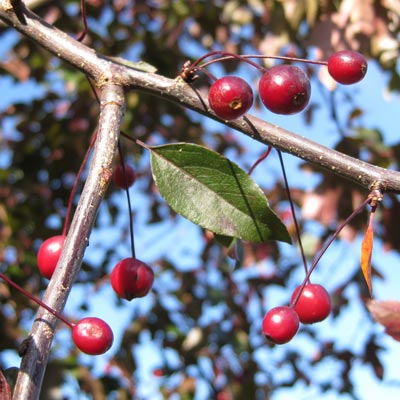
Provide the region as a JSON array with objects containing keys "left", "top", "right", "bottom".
[
  {"left": 34, "top": 162, "right": 154, "bottom": 355},
  {"left": 262, "top": 283, "right": 331, "bottom": 344},
  {"left": 197, "top": 50, "right": 367, "bottom": 344},
  {"left": 205, "top": 50, "right": 367, "bottom": 119},
  {"left": 10, "top": 50, "right": 369, "bottom": 357}
]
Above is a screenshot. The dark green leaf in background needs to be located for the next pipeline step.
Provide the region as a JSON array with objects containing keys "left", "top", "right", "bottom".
[{"left": 150, "top": 143, "right": 291, "bottom": 244}]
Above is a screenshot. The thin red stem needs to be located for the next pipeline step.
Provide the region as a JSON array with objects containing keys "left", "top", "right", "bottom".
[
  {"left": 63, "top": 77, "right": 100, "bottom": 236},
  {"left": 277, "top": 150, "right": 308, "bottom": 274},
  {"left": 189, "top": 50, "right": 233, "bottom": 68},
  {"left": 117, "top": 141, "right": 136, "bottom": 259},
  {"left": 290, "top": 196, "right": 371, "bottom": 307},
  {"left": 248, "top": 146, "right": 272, "bottom": 176},
  {"left": 76, "top": 0, "right": 88, "bottom": 42},
  {"left": 202, "top": 68, "right": 218, "bottom": 82},
  {"left": 0, "top": 272, "right": 73, "bottom": 328},
  {"left": 190, "top": 51, "right": 265, "bottom": 73},
  {"left": 188, "top": 51, "right": 327, "bottom": 75},
  {"left": 63, "top": 131, "right": 97, "bottom": 236},
  {"left": 87, "top": 78, "right": 100, "bottom": 103},
  {"left": 202, "top": 54, "right": 327, "bottom": 69}
]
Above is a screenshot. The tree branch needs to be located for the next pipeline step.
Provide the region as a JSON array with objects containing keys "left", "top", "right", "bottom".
[
  {"left": 124, "top": 72, "right": 400, "bottom": 193},
  {"left": 1, "top": 2, "right": 399, "bottom": 192},
  {"left": 12, "top": 83, "right": 125, "bottom": 400}
]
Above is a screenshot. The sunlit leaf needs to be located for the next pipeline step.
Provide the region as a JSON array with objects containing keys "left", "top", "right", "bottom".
[
  {"left": 149, "top": 143, "right": 291, "bottom": 243},
  {"left": 305, "top": 0, "right": 319, "bottom": 26},
  {"left": 361, "top": 212, "right": 374, "bottom": 296}
]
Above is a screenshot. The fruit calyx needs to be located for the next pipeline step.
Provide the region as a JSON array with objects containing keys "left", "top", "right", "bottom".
[{"left": 208, "top": 76, "right": 254, "bottom": 120}]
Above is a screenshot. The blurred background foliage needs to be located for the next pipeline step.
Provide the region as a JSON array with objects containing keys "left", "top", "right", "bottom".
[{"left": 1, "top": 1, "right": 400, "bottom": 399}]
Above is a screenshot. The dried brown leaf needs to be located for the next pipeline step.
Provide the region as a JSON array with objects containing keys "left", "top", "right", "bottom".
[
  {"left": 361, "top": 218, "right": 374, "bottom": 296},
  {"left": 367, "top": 300, "right": 400, "bottom": 341}
]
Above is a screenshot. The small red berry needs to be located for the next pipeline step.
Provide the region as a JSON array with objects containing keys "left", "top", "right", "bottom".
[
  {"left": 327, "top": 50, "right": 367, "bottom": 85},
  {"left": 113, "top": 164, "right": 136, "bottom": 189},
  {"left": 217, "top": 392, "right": 230, "bottom": 400},
  {"left": 208, "top": 76, "right": 253, "bottom": 120},
  {"left": 110, "top": 258, "right": 154, "bottom": 300},
  {"left": 72, "top": 317, "right": 114, "bottom": 355},
  {"left": 152, "top": 368, "right": 164, "bottom": 377},
  {"left": 291, "top": 283, "right": 331, "bottom": 324},
  {"left": 259, "top": 65, "right": 311, "bottom": 115},
  {"left": 37, "top": 235, "right": 66, "bottom": 279},
  {"left": 262, "top": 306, "right": 299, "bottom": 344}
]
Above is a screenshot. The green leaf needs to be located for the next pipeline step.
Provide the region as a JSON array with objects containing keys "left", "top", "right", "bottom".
[
  {"left": 149, "top": 143, "right": 291, "bottom": 244},
  {"left": 214, "top": 234, "right": 237, "bottom": 248}
]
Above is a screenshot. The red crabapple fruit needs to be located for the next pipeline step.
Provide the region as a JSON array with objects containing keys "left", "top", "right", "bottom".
[
  {"left": 113, "top": 164, "right": 136, "bottom": 189},
  {"left": 72, "top": 317, "right": 114, "bottom": 355},
  {"left": 259, "top": 65, "right": 311, "bottom": 115},
  {"left": 37, "top": 235, "right": 66, "bottom": 279},
  {"left": 208, "top": 76, "right": 253, "bottom": 120},
  {"left": 110, "top": 257, "right": 154, "bottom": 300},
  {"left": 262, "top": 306, "right": 299, "bottom": 344},
  {"left": 291, "top": 283, "right": 331, "bottom": 324},
  {"left": 327, "top": 50, "right": 368, "bottom": 85}
]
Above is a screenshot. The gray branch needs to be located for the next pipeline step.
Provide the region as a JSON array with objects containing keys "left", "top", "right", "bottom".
[
  {"left": 124, "top": 72, "right": 400, "bottom": 192},
  {"left": 12, "top": 83, "right": 125, "bottom": 400}
]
